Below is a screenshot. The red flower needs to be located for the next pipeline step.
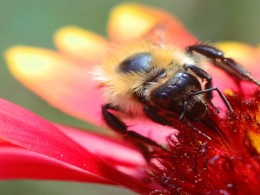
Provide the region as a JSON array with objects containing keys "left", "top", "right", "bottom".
[{"left": 2, "top": 3, "right": 260, "bottom": 194}]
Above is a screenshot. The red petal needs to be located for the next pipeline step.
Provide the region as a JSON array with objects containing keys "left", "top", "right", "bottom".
[
  {"left": 0, "top": 144, "right": 111, "bottom": 183},
  {"left": 0, "top": 98, "right": 104, "bottom": 173},
  {"left": 0, "top": 98, "right": 150, "bottom": 193},
  {"left": 57, "top": 125, "right": 146, "bottom": 167}
]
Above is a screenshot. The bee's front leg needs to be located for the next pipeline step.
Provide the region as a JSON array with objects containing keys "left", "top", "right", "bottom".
[
  {"left": 186, "top": 44, "right": 260, "bottom": 86},
  {"left": 102, "top": 104, "right": 166, "bottom": 151},
  {"left": 143, "top": 106, "right": 172, "bottom": 126}
]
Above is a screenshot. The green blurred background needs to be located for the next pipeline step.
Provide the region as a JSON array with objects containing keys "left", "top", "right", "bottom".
[{"left": 0, "top": 0, "right": 259, "bottom": 194}]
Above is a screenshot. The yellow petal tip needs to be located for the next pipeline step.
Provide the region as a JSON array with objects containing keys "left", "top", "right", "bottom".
[
  {"left": 54, "top": 26, "right": 107, "bottom": 60},
  {"left": 5, "top": 46, "right": 58, "bottom": 79},
  {"left": 108, "top": 3, "right": 158, "bottom": 41},
  {"left": 215, "top": 42, "right": 254, "bottom": 56},
  {"left": 224, "top": 89, "right": 234, "bottom": 96},
  {"left": 248, "top": 131, "right": 260, "bottom": 154}
]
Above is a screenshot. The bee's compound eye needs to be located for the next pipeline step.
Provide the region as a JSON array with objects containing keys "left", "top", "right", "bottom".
[{"left": 118, "top": 52, "right": 151, "bottom": 73}]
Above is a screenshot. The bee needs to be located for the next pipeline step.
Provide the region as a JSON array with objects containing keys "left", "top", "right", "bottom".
[{"left": 94, "top": 41, "right": 260, "bottom": 145}]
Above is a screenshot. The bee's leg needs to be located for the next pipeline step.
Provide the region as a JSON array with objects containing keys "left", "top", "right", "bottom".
[
  {"left": 102, "top": 104, "right": 166, "bottom": 151},
  {"left": 189, "top": 87, "right": 234, "bottom": 113},
  {"left": 143, "top": 106, "right": 172, "bottom": 126},
  {"left": 186, "top": 44, "right": 260, "bottom": 86},
  {"left": 184, "top": 64, "right": 219, "bottom": 113},
  {"left": 184, "top": 64, "right": 213, "bottom": 98},
  {"left": 179, "top": 100, "right": 188, "bottom": 120},
  {"left": 144, "top": 106, "right": 212, "bottom": 141}
]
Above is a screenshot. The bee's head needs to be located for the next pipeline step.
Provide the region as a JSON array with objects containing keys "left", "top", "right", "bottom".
[
  {"left": 151, "top": 72, "right": 207, "bottom": 119},
  {"left": 116, "top": 52, "right": 208, "bottom": 119}
]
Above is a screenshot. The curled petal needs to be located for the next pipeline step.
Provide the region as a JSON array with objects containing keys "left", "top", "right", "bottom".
[
  {"left": 54, "top": 26, "right": 108, "bottom": 61},
  {"left": 108, "top": 3, "right": 197, "bottom": 48}
]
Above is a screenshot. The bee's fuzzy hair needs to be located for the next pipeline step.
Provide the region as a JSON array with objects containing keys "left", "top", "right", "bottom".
[{"left": 93, "top": 40, "right": 196, "bottom": 117}]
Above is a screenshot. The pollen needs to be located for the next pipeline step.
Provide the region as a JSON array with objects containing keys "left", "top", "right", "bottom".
[
  {"left": 248, "top": 131, "right": 260, "bottom": 153},
  {"left": 224, "top": 89, "right": 234, "bottom": 96}
]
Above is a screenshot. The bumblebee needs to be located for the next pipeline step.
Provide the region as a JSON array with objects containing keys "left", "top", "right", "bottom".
[{"left": 94, "top": 41, "right": 259, "bottom": 145}]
